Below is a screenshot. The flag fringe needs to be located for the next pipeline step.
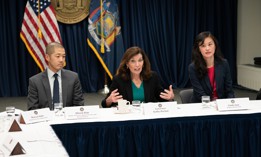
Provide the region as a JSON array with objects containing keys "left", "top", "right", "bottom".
[
  {"left": 87, "top": 38, "right": 113, "bottom": 80},
  {"left": 20, "top": 33, "right": 44, "bottom": 72}
]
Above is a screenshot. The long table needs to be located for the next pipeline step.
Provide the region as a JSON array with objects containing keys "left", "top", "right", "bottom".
[
  {"left": 51, "top": 100, "right": 261, "bottom": 157},
  {"left": 0, "top": 119, "right": 69, "bottom": 157}
]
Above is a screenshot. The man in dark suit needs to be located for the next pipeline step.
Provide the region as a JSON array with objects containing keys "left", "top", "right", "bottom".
[{"left": 27, "top": 42, "right": 84, "bottom": 110}]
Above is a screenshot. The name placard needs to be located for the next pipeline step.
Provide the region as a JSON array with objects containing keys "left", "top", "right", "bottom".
[
  {"left": 216, "top": 97, "right": 250, "bottom": 111},
  {"left": 143, "top": 101, "right": 177, "bottom": 115},
  {"left": 64, "top": 105, "right": 99, "bottom": 120},
  {"left": 20, "top": 108, "right": 52, "bottom": 124},
  {"left": 2, "top": 135, "right": 26, "bottom": 156}
]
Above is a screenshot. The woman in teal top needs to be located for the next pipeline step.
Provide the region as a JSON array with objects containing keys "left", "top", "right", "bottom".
[{"left": 101, "top": 46, "right": 175, "bottom": 108}]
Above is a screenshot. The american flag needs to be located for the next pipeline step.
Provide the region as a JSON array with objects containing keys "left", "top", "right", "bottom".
[{"left": 20, "top": 0, "right": 62, "bottom": 71}]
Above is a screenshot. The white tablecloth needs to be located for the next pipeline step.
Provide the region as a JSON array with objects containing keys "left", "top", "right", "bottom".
[
  {"left": 1, "top": 100, "right": 261, "bottom": 156},
  {"left": 0, "top": 111, "right": 68, "bottom": 157}
]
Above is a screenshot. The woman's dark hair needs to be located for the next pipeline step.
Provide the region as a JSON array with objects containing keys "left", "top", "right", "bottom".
[
  {"left": 192, "top": 31, "right": 223, "bottom": 79},
  {"left": 116, "top": 46, "right": 152, "bottom": 80}
]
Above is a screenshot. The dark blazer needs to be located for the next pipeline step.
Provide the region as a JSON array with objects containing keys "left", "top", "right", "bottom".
[
  {"left": 257, "top": 88, "right": 261, "bottom": 100},
  {"left": 189, "top": 59, "right": 235, "bottom": 103},
  {"left": 27, "top": 69, "right": 84, "bottom": 110},
  {"left": 101, "top": 72, "right": 165, "bottom": 107}
]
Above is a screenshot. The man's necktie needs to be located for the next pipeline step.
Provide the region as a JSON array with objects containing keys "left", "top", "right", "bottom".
[{"left": 53, "top": 73, "right": 59, "bottom": 104}]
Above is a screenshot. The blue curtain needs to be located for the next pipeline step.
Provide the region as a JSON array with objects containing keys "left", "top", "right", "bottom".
[
  {"left": 0, "top": 0, "right": 237, "bottom": 97},
  {"left": 118, "top": 0, "right": 237, "bottom": 88},
  {"left": 52, "top": 113, "right": 261, "bottom": 157}
]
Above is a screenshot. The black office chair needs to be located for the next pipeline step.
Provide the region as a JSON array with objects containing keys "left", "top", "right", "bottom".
[
  {"left": 179, "top": 89, "right": 193, "bottom": 104},
  {"left": 257, "top": 88, "right": 261, "bottom": 100}
]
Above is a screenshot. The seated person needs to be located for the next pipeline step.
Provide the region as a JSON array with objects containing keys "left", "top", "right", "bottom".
[
  {"left": 101, "top": 46, "right": 175, "bottom": 108},
  {"left": 27, "top": 42, "right": 84, "bottom": 110},
  {"left": 189, "top": 31, "right": 235, "bottom": 103}
]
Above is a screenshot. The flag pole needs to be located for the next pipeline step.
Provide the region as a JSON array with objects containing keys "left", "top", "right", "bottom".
[
  {"left": 98, "top": 72, "right": 109, "bottom": 94},
  {"left": 98, "top": 0, "right": 109, "bottom": 94},
  {"left": 37, "top": 0, "right": 42, "bottom": 39},
  {"left": 100, "top": 0, "right": 105, "bottom": 53}
]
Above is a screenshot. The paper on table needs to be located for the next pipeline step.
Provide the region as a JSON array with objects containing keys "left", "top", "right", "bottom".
[{"left": 21, "top": 123, "right": 58, "bottom": 142}]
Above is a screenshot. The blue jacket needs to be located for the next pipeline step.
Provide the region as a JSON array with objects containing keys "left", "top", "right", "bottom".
[{"left": 189, "top": 59, "right": 235, "bottom": 103}]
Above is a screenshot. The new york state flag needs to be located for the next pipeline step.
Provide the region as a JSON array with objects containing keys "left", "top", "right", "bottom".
[{"left": 87, "top": 0, "right": 124, "bottom": 79}]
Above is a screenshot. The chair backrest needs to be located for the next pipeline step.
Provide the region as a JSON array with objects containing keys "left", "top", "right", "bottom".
[
  {"left": 257, "top": 88, "right": 261, "bottom": 100},
  {"left": 179, "top": 89, "right": 193, "bottom": 104}
]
